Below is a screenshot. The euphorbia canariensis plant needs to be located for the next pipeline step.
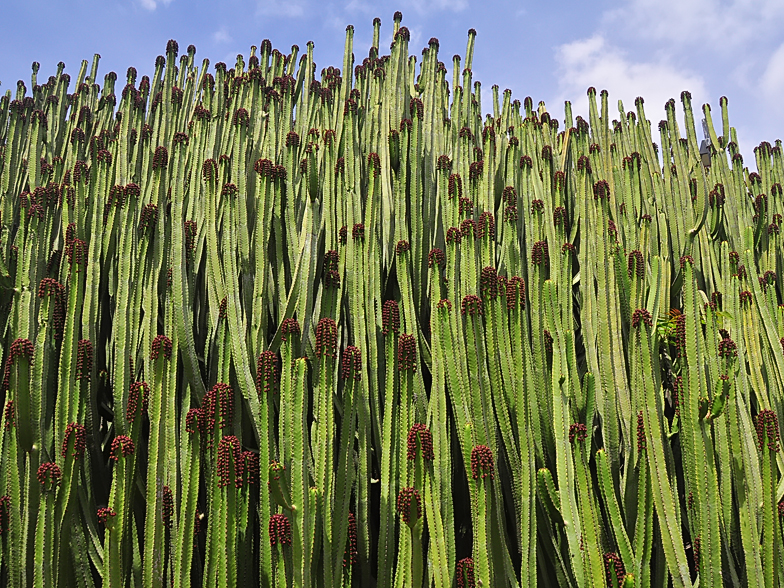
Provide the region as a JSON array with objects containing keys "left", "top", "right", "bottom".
[{"left": 0, "top": 13, "right": 782, "bottom": 588}]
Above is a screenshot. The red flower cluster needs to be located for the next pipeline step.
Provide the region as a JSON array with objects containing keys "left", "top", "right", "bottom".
[
  {"left": 342, "top": 346, "right": 362, "bottom": 381},
  {"left": 150, "top": 335, "right": 173, "bottom": 361},
  {"left": 281, "top": 318, "right": 301, "bottom": 342},
  {"left": 217, "top": 435, "right": 243, "bottom": 488},
  {"left": 755, "top": 410, "right": 780, "bottom": 452},
  {"left": 397, "top": 334, "right": 417, "bottom": 373},
  {"left": 382, "top": 300, "right": 400, "bottom": 336},
  {"left": 127, "top": 381, "right": 150, "bottom": 423},
  {"left": 110, "top": 435, "right": 135, "bottom": 461},
  {"left": 396, "top": 487, "right": 422, "bottom": 525},
  {"left": 61, "top": 422, "right": 87, "bottom": 459},
  {"left": 315, "top": 319, "right": 338, "bottom": 359},
  {"left": 344, "top": 513, "right": 359, "bottom": 566},
  {"left": 76, "top": 339, "right": 93, "bottom": 381},
  {"left": 631, "top": 309, "right": 652, "bottom": 329},
  {"left": 471, "top": 445, "right": 494, "bottom": 480},
  {"left": 162, "top": 486, "right": 174, "bottom": 528},
  {"left": 407, "top": 424, "right": 435, "bottom": 461},
  {"left": 569, "top": 423, "right": 588, "bottom": 444},
  {"left": 37, "top": 462, "right": 62, "bottom": 491},
  {"left": 457, "top": 557, "right": 475, "bottom": 588},
  {"left": 269, "top": 514, "right": 292, "bottom": 546}
]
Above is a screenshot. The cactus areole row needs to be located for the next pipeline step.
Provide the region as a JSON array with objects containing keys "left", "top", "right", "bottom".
[{"left": 0, "top": 12, "right": 783, "bottom": 588}]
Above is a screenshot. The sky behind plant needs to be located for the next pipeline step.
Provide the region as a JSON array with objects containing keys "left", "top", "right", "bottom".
[{"left": 3, "top": 0, "right": 784, "bottom": 165}]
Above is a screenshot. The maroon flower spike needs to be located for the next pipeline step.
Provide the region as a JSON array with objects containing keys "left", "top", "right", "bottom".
[
  {"left": 460, "top": 219, "right": 476, "bottom": 239},
  {"left": 160, "top": 486, "right": 174, "bottom": 529},
  {"left": 459, "top": 197, "right": 473, "bottom": 217},
  {"left": 505, "top": 206, "right": 519, "bottom": 223},
  {"left": 127, "top": 381, "right": 150, "bottom": 423},
  {"left": 269, "top": 514, "right": 293, "bottom": 546},
  {"left": 718, "top": 337, "right": 737, "bottom": 358},
  {"left": 280, "top": 318, "right": 301, "bottom": 342},
  {"left": 604, "top": 552, "right": 625, "bottom": 586},
  {"left": 593, "top": 179, "right": 610, "bottom": 200},
  {"left": 138, "top": 203, "right": 158, "bottom": 234},
  {"left": 344, "top": 513, "right": 359, "bottom": 567},
  {"left": 755, "top": 410, "right": 781, "bottom": 452},
  {"left": 339, "top": 226, "right": 348, "bottom": 245},
  {"left": 396, "top": 240, "right": 411, "bottom": 255},
  {"left": 448, "top": 173, "right": 463, "bottom": 200},
  {"left": 569, "top": 423, "right": 588, "bottom": 444},
  {"left": 446, "top": 227, "right": 462, "bottom": 244},
  {"left": 531, "top": 199, "right": 544, "bottom": 214},
  {"left": 37, "top": 462, "right": 62, "bottom": 491},
  {"left": 637, "top": 411, "right": 646, "bottom": 451},
  {"left": 397, "top": 334, "right": 417, "bottom": 372},
  {"left": 202, "top": 383, "right": 233, "bottom": 441},
  {"left": 342, "top": 346, "right": 362, "bottom": 381},
  {"left": 480, "top": 266, "right": 498, "bottom": 300},
  {"left": 628, "top": 250, "right": 644, "bottom": 279},
  {"left": 152, "top": 146, "right": 168, "bottom": 170},
  {"left": 382, "top": 301, "right": 400, "bottom": 336},
  {"left": 469, "top": 160, "right": 484, "bottom": 181},
  {"left": 471, "top": 445, "right": 494, "bottom": 480},
  {"left": 2, "top": 400, "right": 15, "bottom": 430},
  {"left": 352, "top": 223, "right": 365, "bottom": 241},
  {"left": 218, "top": 297, "right": 227, "bottom": 320},
  {"left": 217, "top": 435, "right": 244, "bottom": 488},
  {"left": 221, "top": 183, "right": 238, "bottom": 199},
  {"left": 185, "top": 408, "right": 204, "bottom": 435},
  {"left": 457, "top": 557, "right": 476, "bottom": 588},
  {"left": 553, "top": 206, "right": 567, "bottom": 226},
  {"left": 507, "top": 276, "right": 527, "bottom": 310},
  {"left": 75, "top": 339, "right": 93, "bottom": 381},
  {"left": 110, "top": 435, "right": 135, "bottom": 461},
  {"left": 436, "top": 155, "right": 452, "bottom": 172},
  {"left": 61, "top": 422, "right": 87, "bottom": 459},
  {"left": 396, "top": 487, "right": 422, "bottom": 525},
  {"left": 531, "top": 241, "right": 548, "bottom": 266},
  {"left": 428, "top": 248, "right": 445, "bottom": 269},
  {"left": 477, "top": 212, "right": 495, "bottom": 240},
  {"left": 407, "top": 423, "right": 435, "bottom": 461},
  {"left": 562, "top": 242, "right": 575, "bottom": 254},
  {"left": 150, "top": 335, "right": 173, "bottom": 361},
  {"left": 315, "top": 319, "right": 338, "bottom": 359},
  {"left": 67, "top": 238, "right": 88, "bottom": 269},
  {"left": 97, "top": 507, "right": 117, "bottom": 527},
  {"left": 437, "top": 299, "right": 452, "bottom": 312},
  {"left": 674, "top": 313, "right": 686, "bottom": 357},
  {"left": 739, "top": 290, "right": 752, "bottom": 306},
  {"left": 631, "top": 308, "right": 652, "bottom": 329},
  {"left": 242, "top": 451, "right": 260, "bottom": 485},
  {"left": 461, "top": 295, "right": 483, "bottom": 317},
  {"left": 184, "top": 220, "right": 197, "bottom": 259}
]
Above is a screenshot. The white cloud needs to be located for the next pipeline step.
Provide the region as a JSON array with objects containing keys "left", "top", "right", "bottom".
[
  {"left": 256, "top": 0, "right": 306, "bottom": 17},
  {"left": 138, "top": 0, "right": 172, "bottom": 11},
  {"left": 761, "top": 42, "right": 784, "bottom": 100},
  {"left": 212, "top": 27, "right": 233, "bottom": 45},
  {"left": 604, "top": 0, "right": 784, "bottom": 49},
  {"left": 553, "top": 35, "right": 707, "bottom": 125}
]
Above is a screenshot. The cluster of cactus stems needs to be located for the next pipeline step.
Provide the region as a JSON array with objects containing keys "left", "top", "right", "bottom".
[{"left": 0, "top": 12, "right": 783, "bottom": 588}]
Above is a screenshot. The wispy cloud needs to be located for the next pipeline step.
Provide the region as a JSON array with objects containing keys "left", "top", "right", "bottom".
[
  {"left": 212, "top": 27, "right": 233, "bottom": 45},
  {"left": 553, "top": 35, "right": 706, "bottom": 121},
  {"left": 138, "top": 0, "right": 173, "bottom": 11},
  {"left": 256, "top": 0, "right": 307, "bottom": 18}
]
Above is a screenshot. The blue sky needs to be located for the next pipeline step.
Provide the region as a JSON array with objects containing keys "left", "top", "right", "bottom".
[{"left": 3, "top": 0, "right": 784, "bottom": 166}]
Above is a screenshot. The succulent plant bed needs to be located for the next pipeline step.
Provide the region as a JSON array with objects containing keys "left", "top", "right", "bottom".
[{"left": 0, "top": 11, "right": 782, "bottom": 588}]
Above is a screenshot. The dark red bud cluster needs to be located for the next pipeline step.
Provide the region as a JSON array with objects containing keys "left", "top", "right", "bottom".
[
  {"left": 446, "top": 227, "right": 462, "bottom": 244},
  {"left": 138, "top": 203, "right": 158, "bottom": 234},
  {"left": 520, "top": 155, "right": 533, "bottom": 169},
  {"left": 477, "top": 212, "right": 494, "bottom": 240},
  {"left": 531, "top": 199, "right": 544, "bottom": 214},
  {"left": 631, "top": 308, "right": 652, "bottom": 329},
  {"left": 755, "top": 410, "right": 780, "bottom": 452},
  {"left": 502, "top": 186, "right": 517, "bottom": 206},
  {"left": 407, "top": 423, "right": 435, "bottom": 461},
  {"left": 217, "top": 435, "right": 244, "bottom": 488},
  {"left": 382, "top": 301, "right": 401, "bottom": 336},
  {"left": 593, "top": 180, "right": 610, "bottom": 199},
  {"left": 437, "top": 299, "right": 452, "bottom": 312},
  {"left": 150, "top": 335, "right": 173, "bottom": 361},
  {"left": 3, "top": 401, "right": 15, "bottom": 430},
  {"left": 469, "top": 160, "right": 483, "bottom": 181},
  {"left": 127, "top": 381, "right": 150, "bottom": 423},
  {"left": 281, "top": 318, "right": 300, "bottom": 342},
  {"left": 396, "top": 240, "right": 411, "bottom": 255},
  {"left": 436, "top": 155, "right": 452, "bottom": 171},
  {"left": 397, "top": 334, "right": 417, "bottom": 372},
  {"left": 352, "top": 223, "right": 365, "bottom": 241},
  {"left": 604, "top": 552, "right": 625, "bottom": 586},
  {"left": 458, "top": 126, "right": 473, "bottom": 141},
  {"left": 344, "top": 513, "right": 359, "bottom": 566},
  {"left": 427, "top": 248, "right": 446, "bottom": 269},
  {"left": 339, "top": 226, "right": 347, "bottom": 245},
  {"left": 410, "top": 98, "right": 424, "bottom": 120},
  {"left": 152, "top": 146, "right": 168, "bottom": 170},
  {"left": 396, "top": 487, "right": 421, "bottom": 525},
  {"left": 269, "top": 514, "right": 293, "bottom": 546},
  {"left": 553, "top": 206, "right": 567, "bottom": 226},
  {"left": 636, "top": 411, "right": 647, "bottom": 451},
  {"left": 471, "top": 445, "right": 494, "bottom": 480},
  {"left": 61, "top": 422, "right": 87, "bottom": 459},
  {"left": 562, "top": 243, "right": 575, "bottom": 254},
  {"left": 461, "top": 295, "right": 482, "bottom": 317},
  {"left": 457, "top": 557, "right": 476, "bottom": 588},
  {"left": 161, "top": 486, "right": 174, "bottom": 528},
  {"left": 202, "top": 383, "right": 233, "bottom": 438},
  {"left": 110, "top": 435, "right": 135, "bottom": 461},
  {"left": 342, "top": 346, "right": 362, "bottom": 381},
  {"left": 97, "top": 507, "right": 116, "bottom": 526},
  {"left": 531, "top": 241, "right": 548, "bottom": 266},
  {"left": 628, "top": 250, "right": 644, "bottom": 279},
  {"left": 76, "top": 339, "right": 93, "bottom": 381},
  {"left": 37, "top": 462, "right": 62, "bottom": 491},
  {"left": 739, "top": 290, "right": 752, "bottom": 306},
  {"left": 368, "top": 152, "right": 381, "bottom": 177},
  {"left": 315, "top": 318, "right": 338, "bottom": 359},
  {"left": 335, "top": 157, "right": 345, "bottom": 176},
  {"left": 458, "top": 197, "right": 473, "bottom": 217},
  {"left": 480, "top": 266, "right": 498, "bottom": 300},
  {"left": 569, "top": 423, "right": 588, "bottom": 444},
  {"left": 185, "top": 408, "right": 203, "bottom": 435}
]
